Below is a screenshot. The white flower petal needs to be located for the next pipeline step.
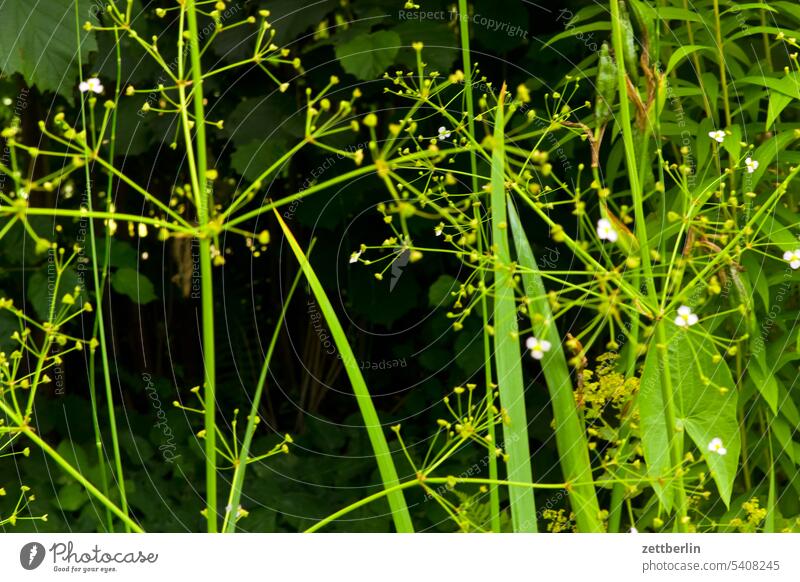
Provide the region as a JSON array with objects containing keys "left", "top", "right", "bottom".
[
  {"left": 687, "top": 313, "right": 699, "bottom": 326},
  {"left": 674, "top": 316, "right": 687, "bottom": 327},
  {"left": 791, "top": 260, "right": 800, "bottom": 270},
  {"left": 677, "top": 305, "right": 692, "bottom": 316},
  {"left": 531, "top": 350, "right": 544, "bottom": 360},
  {"left": 525, "top": 337, "right": 536, "bottom": 349}
]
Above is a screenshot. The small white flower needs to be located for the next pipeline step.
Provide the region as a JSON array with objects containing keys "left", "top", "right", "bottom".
[
  {"left": 783, "top": 249, "right": 800, "bottom": 270},
  {"left": 630, "top": 527, "right": 638, "bottom": 533},
  {"left": 437, "top": 126, "right": 451, "bottom": 140},
  {"left": 79, "top": 77, "right": 104, "bottom": 94},
  {"left": 707, "top": 437, "right": 727, "bottom": 456},
  {"left": 745, "top": 157, "right": 759, "bottom": 173},
  {"left": 708, "top": 130, "right": 726, "bottom": 143},
  {"left": 674, "top": 305, "right": 699, "bottom": 327},
  {"left": 596, "top": 218, "right": 618, "bottom": 243},
  {"left": 525, "top": 336, "right": 552, "bottom": 360},
  {"left": 349, "top": 250, "right": 362, "bottom": 264},
  {"left": 434, "top": 223, "right": 444, "bottom": 237}
]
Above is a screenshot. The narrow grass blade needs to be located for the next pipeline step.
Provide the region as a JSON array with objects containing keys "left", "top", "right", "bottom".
[
  {"left": 274, "top": 210, "right": 414, "bottom": 533},
  {"left": 507, "top": 202, "right": 603, "bottom": 533},
  {"left": 489, "top": 87, "right": 537, "bottom": 533},
  {"left": 223, "top": 252, "right": 306, "bottom": 532}
]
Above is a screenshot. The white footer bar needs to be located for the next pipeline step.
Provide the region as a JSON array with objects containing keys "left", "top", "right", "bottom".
[{"left": 1, "top": 534, "right": 796, "bottom": 581}]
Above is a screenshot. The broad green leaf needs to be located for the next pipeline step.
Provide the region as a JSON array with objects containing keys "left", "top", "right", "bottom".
[
  {"left": 27, "top": 267, "right": 85, "bottom": 321},
  {"left": 722, "top": 124, "right": 742, "bottom": 163},
  {"left": 231, "top": 138, "right": 289, "bottom": 183},
  {"left": 654, "top": 6, "right": 706, "bottom": 22},
  {"left": 767, "top": 90, "right": 797, "bottom": 130},
  {"left": 428, "top": 274, "right": 458, "bottom": 307},
  {"left": 722, "top": 3, "right": 777, "bottom": 14},
  {"left": 57, "top": 482, "right": 88, "bottom": 512},
  {"left": 739, "top": 74, "right": 800, "bottom": 100},
  {"left": 0, "top": 0, "right": 97, "bottom": 100},
  {"left": 727, "top": 26, "right": 791, "bottom": 43},
  {"left": 666, "top": 45, "right": 715, "bottom": 75},
  {"left": 774, "top": 1, "right": 800, "bottom": 22},
  {"left": 747, "top": 353, "right": 779, "bottom": 415},
  {"left": 747, "top": 130, "right": 800, "bottom": 187},
  {"left": 335, "top": 31, "right": 401, "bottom": 80},
  {"left": 111, "top": 268, "right": 157, "bottom": 304},
  {"left": 274, "top": 210, "right": 413, "bottom": 533},
  {"left": 639, "top": 322, "right": 740, "bottom": 506},
  {"left": 771, "top": 416, "right": 799, "bottom": 465},
  {"left": 395, "top": 21, "right": 458, "bottom": 74}
]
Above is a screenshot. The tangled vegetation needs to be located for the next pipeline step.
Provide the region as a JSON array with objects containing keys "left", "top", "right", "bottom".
[{"left": 1, "top": 0, "right": 799, "bottom": 533}]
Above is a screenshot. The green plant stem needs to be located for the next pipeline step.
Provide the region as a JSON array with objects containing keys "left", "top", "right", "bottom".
[
  {"left": 610, "top": 0, "right": 688, "bottom": 531},
  {"left": 712, "top": 0, "right": 732, "bottom": 129},
  {"left": 75, "top": 2, "right": 129, "bottom": 531},
  {"left": 222, "top": 261, "right": 305, "bottom": 532},
  {"left": 457, "top": 0, "right": 499, "bottom": 533},
  {"left": 655, "top": 322, "right": 687, "bottom": 530},
  {"left": 185, "top": 0, "right": 218, "bottom": 533},
  {"left": 306, "top": 477, "right": 568, "bottom": 533},
  {"left": 0, "top": 398, "right": 142, "bottom": 533}
]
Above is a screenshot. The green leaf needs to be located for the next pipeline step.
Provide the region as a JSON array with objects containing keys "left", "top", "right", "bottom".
[
  {"left": 274, "top": 210, "right": 413, "bottom": 533},
  {"left": 544, "top": 22, "right": 610, "bottom": 48},
  {"left": 335, "top": 31, "right": 401, "bottom": 80},
  {"left": 57, "top": 482, "right": 88, "bottom": 512},
  {"left": 111, "top": 268, "right": 157, "bottom": 304},
  {"left": 666, "top": 45, "right": 714, "bottom": 75},
  {"left": 27, "top": 267, "right": 85, "bottom": 321},
  {"left": 231, "top": 138, "right": 289, "bottom": 183},
  {"left": 508, "top": 202, "right": 602, "bottom": 532},
  {"left": 639, "top": 322, "right": 740, "bottom": 506},
  {"left": 767, "top": 89, "right": 797, "bottom": 130},
  {"left": 489, "top": 95, "right": 537, "bottom": 532},
  {"left": 747, "top": 352, "right": 779, "bottom": 415},
  {"left": 428, "top": 274, "right": 458, "bottom": 307},
  {"left": 395, "top": 21, "right": 458, "bottom": 74},
  {"left": 0, "top": 0, "right": 97, "bottom": 100}
]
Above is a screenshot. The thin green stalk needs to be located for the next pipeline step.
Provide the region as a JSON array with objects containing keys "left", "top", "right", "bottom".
[
  {"left": 712, "top": 0, "right": 732, "bottom": 128},
  {"left": 765, "top": 424, "right": 776, "bottom": 533},
  {"left": 306, "top": 477, "right": 568, "bottom": 533},
  {"left": 654, "top": 322, "right": 687, "bottom": 529},
  {"left": 611, "top": 0, "right": 687, "bottom": 531},
  {"left": 222, "top": 259, "right": 306, "bottom": 532},
  {"left": 274, "top": 210, "right": 414, "bottom": 533},
  {"left": 0, "top": 398, "right": 142, "bottom": 532},
  {"left": 457, "top": 0, "right": 499, "bottom": 533},
  {"left": 75, "top": 2, "right": 129, "bottom": 531},
  {"left": 186, "top": 0, "right": 218, "bottom": 532},
  {"left": 490, "top": 86, "right": 537, "bottom": 532}
]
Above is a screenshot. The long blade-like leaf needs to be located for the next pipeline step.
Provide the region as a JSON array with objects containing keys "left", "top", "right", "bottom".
[
  {"left": 507, "top": 202, "right": 603, "bottom": 532},
  {"left": 490, "top": 87, "right": 537, "bottom": 532},
  {"left": 274, "top": 210, "right": 414, "bottom": 533}
]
